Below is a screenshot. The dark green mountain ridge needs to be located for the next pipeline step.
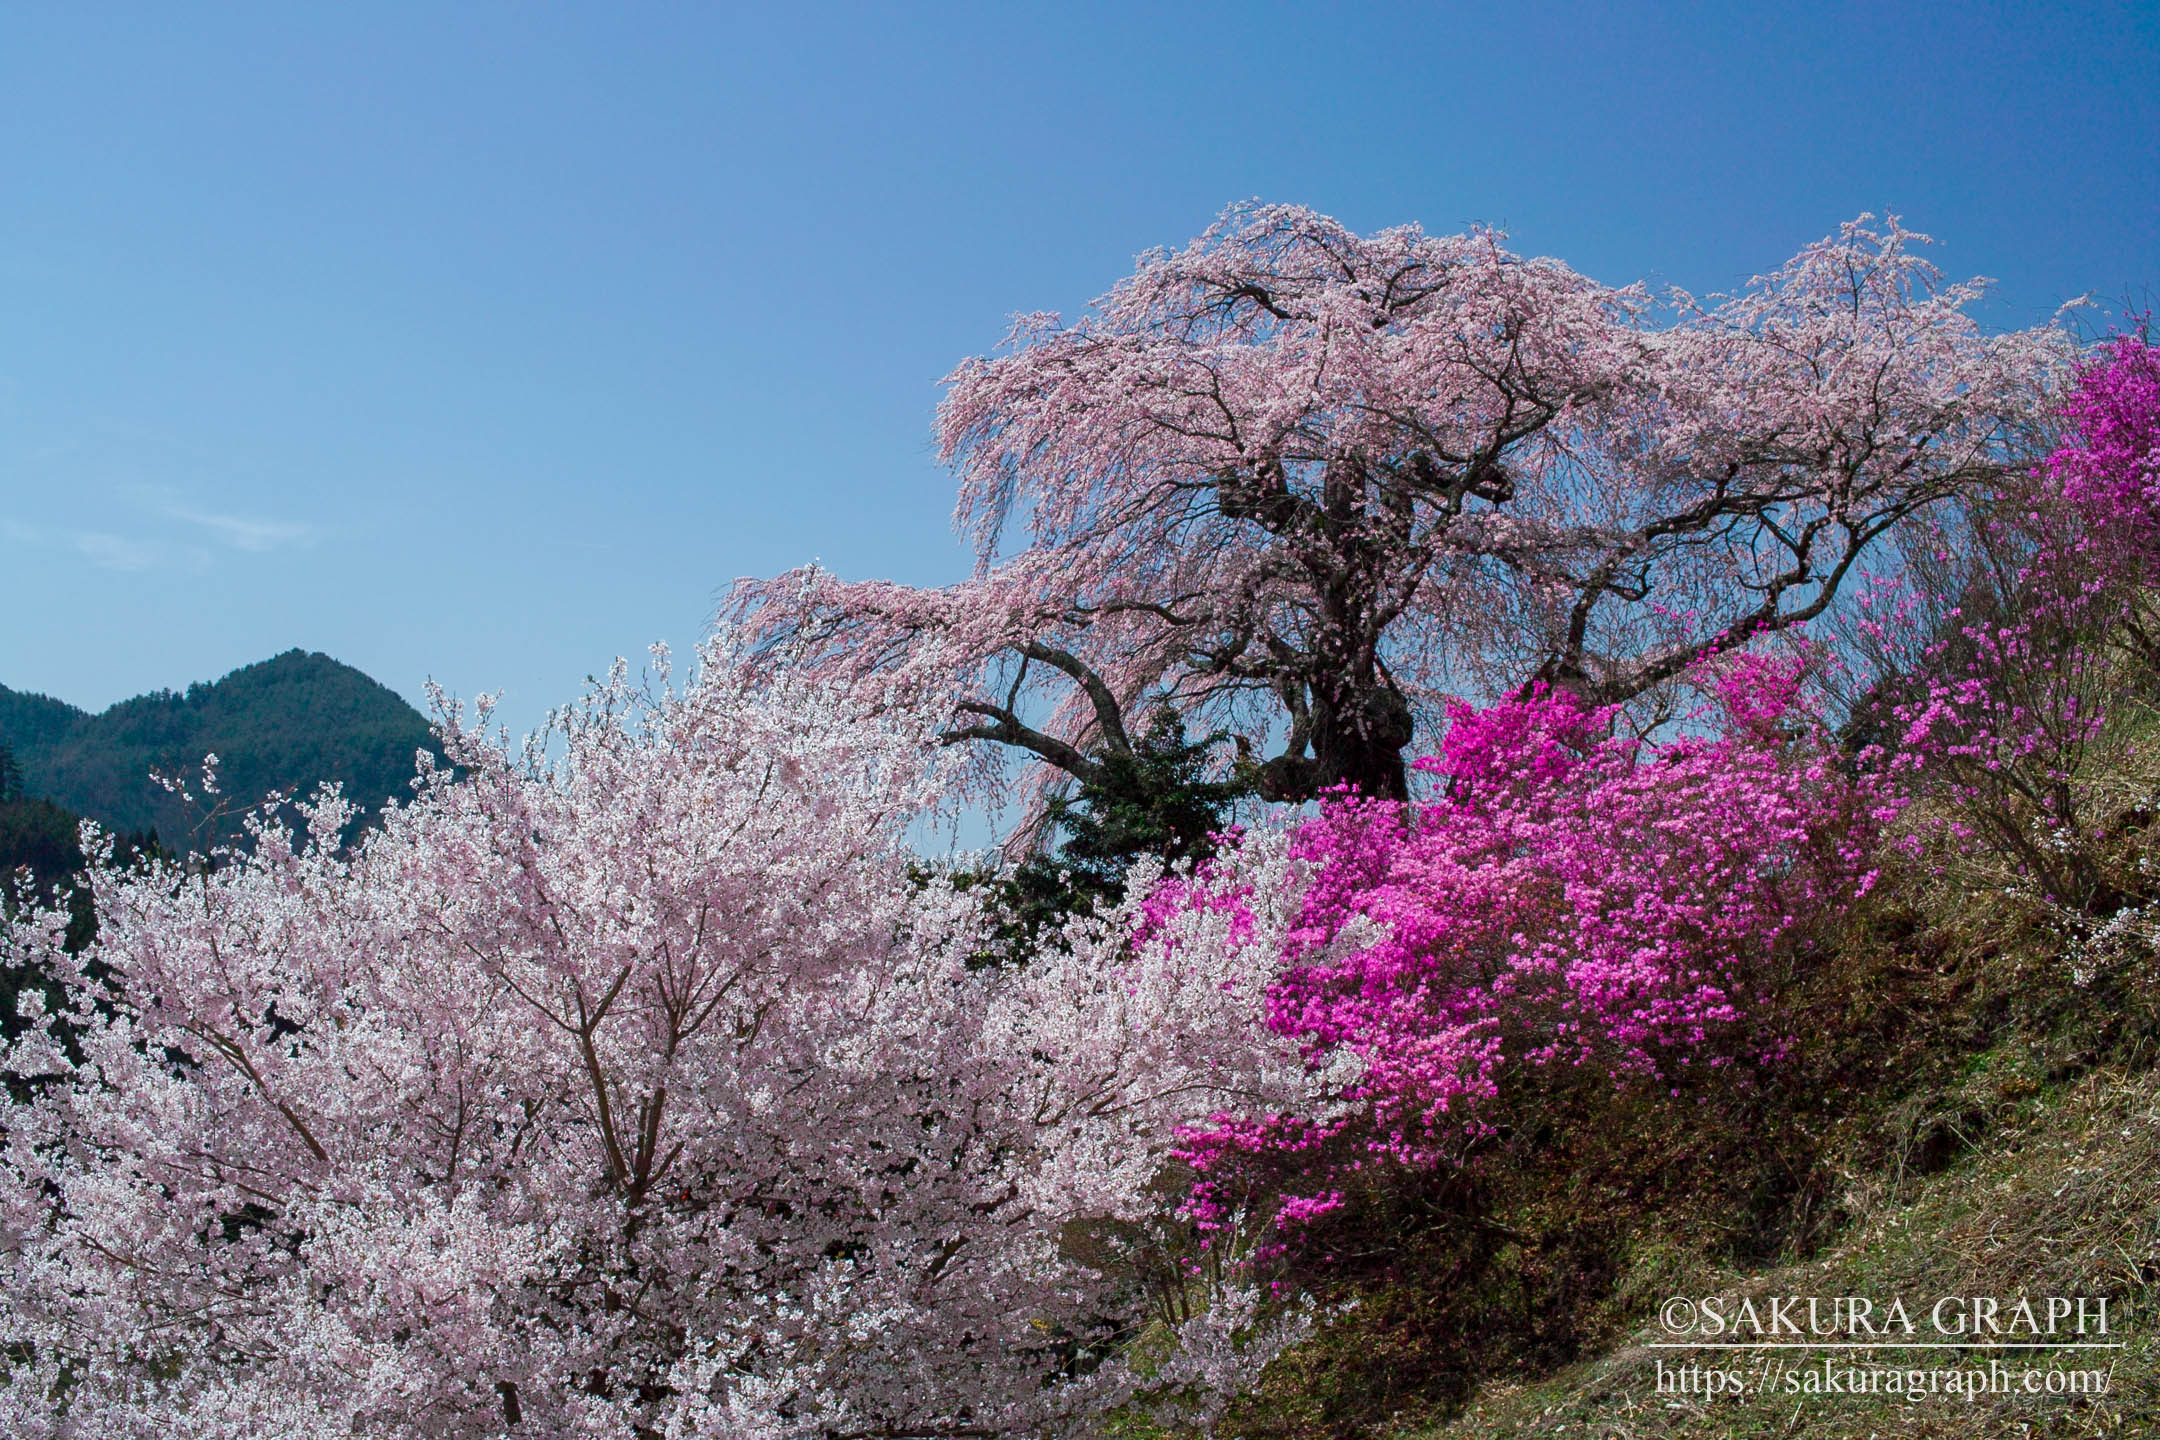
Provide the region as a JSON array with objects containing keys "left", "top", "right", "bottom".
[{"left": 0, "top": 650, "right": 440, "bottom": 851}]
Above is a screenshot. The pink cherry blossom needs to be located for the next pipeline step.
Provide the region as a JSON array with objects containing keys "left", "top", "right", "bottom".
[
  {"left": 732, "top": 206, "right": 2071, "bottom": 810},
  {"left": 0, "top": 641, "right": 1305, "bottom": 1438}
]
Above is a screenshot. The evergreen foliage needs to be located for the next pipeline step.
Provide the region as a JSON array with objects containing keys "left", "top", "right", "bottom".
[
  {"left": 0, "top": 650, "right": 439, "bottom": 851},
  {"left": 0, "top": 737, "right": 163, "bottom": 1048},
  {"left": 971, "top": 711, "right": 1253, "bottom": 957}
]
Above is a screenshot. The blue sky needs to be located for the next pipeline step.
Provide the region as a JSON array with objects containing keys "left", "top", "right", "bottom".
[{"left": 3, "top": 2, "right": 2154, "bottom": 736}]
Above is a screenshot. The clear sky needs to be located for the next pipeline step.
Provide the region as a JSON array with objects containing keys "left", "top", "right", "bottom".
[{"left": 3, "top": 2, "right": 2154, "bottom": 736}]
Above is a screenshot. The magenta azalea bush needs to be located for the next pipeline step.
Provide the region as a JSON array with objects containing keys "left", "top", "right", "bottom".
[
  {"left": 2052, "top": 335, "right": 2160, "bottom": 572},
  {"left": 1873, "top": 336, "right": 2160, "bottom": 906},
  {"left": 1166, "top": 656, "right": 1883, "bottom": 1239}
]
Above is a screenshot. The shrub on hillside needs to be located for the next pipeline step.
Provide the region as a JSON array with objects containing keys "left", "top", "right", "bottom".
[
  {"left": 1860, "top": 337, "right": 2160, "bottom": 928},
  {"left": 1152, "top": 655, "right": 1881, "bottom": 1256}
]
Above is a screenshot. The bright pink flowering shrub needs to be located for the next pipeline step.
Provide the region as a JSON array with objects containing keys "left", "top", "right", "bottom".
[
  {"left": 2050, "top": 335, "right": 2160, "bottom": 572},
  {"left": 1171, "top": 656, "right": 1879, "bottom": 1239},
  {"left": 1874, "top": 337, "right": 2160, "bottom": 908}
]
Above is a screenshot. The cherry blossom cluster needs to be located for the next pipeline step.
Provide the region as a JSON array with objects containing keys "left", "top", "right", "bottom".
[
  {"left": 0, "top": 644, "right": 1309, "bottom": 1439},
  {"left": 731, "top": 206, "right": 2071, "bottom": 809}
]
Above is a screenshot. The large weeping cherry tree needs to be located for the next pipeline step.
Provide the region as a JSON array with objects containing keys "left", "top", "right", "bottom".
[{"left": 732, "top": 204, "right": 2072, "bottom": 803}]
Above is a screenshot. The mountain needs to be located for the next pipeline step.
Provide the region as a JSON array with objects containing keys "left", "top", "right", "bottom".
[{"left": 0, "top": 650, "right": 441, "bottom": 851}]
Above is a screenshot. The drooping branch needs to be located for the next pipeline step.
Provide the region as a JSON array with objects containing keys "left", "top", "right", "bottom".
[{"left": 733, "top": 203, "right": 2072, "bottom": 807}]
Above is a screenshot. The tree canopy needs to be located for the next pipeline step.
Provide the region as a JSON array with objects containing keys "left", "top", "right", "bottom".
[{"left": 735, "top": 206, "right": 2071, "bottom": 802}]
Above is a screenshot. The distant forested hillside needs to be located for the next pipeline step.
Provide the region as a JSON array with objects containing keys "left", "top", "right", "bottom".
[{"left": 0, "top": 650, "right": 440, "bottom": 852}]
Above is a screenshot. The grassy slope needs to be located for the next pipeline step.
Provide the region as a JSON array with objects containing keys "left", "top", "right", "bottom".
[{"left": 1425, "top": 1063, "right": 2160, "bottom": 1438}]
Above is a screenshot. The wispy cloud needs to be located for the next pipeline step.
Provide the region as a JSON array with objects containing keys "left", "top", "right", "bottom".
[
  {"left": 72, "top": 531, "right": 176, "bottom": 572},
  {"left": 3, "top": 432, "right": 323, "bottom": 573},
  {"left": 1, "top": 520, "right": 207, "bottom": 573},
  {"left": 163, "top": 505, "right": 318, "bottom": 552}
]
